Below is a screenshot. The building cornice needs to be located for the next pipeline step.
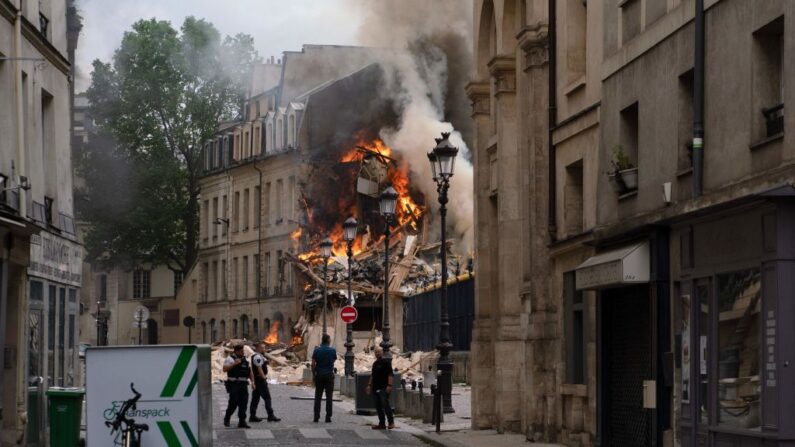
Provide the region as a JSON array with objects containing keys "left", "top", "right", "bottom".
[
  {"left": 487, "top": 55, "right": 516, "bottom": 95},
  {"left": 464, "top": 81, "right": 490, "bottom": 117}
]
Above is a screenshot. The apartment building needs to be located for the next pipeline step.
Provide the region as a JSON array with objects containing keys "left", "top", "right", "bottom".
[
  {"left": 470, "top": 0, "right": 795, "bottom": 446},
  {"left": 0, "top": 0, "right": 81, "bottom": 444}
]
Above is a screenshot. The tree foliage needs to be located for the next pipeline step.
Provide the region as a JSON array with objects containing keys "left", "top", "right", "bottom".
[{"left": 78, "top": 17, "right": 259, "bottom": 271}]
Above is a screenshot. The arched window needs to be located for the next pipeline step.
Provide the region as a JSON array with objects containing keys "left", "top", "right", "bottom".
[
  {"left": 210, "top": 318, "right": 217, "bottom": 343},
  {"left": 232, "top": 319, "right": 238, "bottom": 338},
  {"left": 264, "top": 318, "right": 271, "bottom": 335},
  {"left": 220, "top": 320, "right": 226, "bottom": 340},
  {"left": 241, "top": 315, "right": 249, "bottom": 339},
  {"left": 252, "top": 318, "right": 259, "bottom": 340},
  {"left": 201, "top": 321, "right": 207, "bottom": 343}
]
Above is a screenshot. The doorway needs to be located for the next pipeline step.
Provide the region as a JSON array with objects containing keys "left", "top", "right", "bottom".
[
  {"left": 601, "top": 285, "right": 653, "bottom": 446},
  {"left": 147, "top": 318, "right": 158, "bottom": 344}
]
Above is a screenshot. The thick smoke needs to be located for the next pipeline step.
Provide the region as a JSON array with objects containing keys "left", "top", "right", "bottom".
[{"left": 351, "top": 0, "right": 475, "bottom": 252}]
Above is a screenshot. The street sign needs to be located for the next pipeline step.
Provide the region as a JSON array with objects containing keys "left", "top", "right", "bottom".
[
  {"left": 133, "top": 305, "right": 150, "bottom": 322},
  {"left": 340, "top": 306, "right": 358, "bottom": 324},
  {"left": 86, "top": 345, "right": 212, "bottom": 446}
]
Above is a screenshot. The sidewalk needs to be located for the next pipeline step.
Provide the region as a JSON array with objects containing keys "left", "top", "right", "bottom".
[{"left": 334, "top": 384, "right": 564, "bottom": 447}]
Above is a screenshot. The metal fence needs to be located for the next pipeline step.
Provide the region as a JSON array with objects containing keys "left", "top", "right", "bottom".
[{"left": 402, "top": 277, "right": 474, "bottom": 352}]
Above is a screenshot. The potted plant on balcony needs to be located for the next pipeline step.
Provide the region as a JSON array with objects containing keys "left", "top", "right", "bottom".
[{"left": 608, "top": 145, "right": 638, "bottom": 193}]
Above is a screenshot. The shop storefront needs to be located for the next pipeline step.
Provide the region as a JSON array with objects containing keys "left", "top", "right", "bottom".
[
  {"left": 26, "top": 230, "right": 82, "bottom": 446},
  {"left": 577, "top": 230, "right": 673, "bottom": 447},
  {"left": 674, "top": 192, "right": 795, "bottom": 446}
]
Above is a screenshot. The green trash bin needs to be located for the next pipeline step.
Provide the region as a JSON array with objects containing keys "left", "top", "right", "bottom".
[{"left": 46, "top": 387, "right": 84, "bottom": 447}]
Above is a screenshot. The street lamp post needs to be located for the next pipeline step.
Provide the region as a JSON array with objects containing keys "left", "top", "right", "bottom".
[
  {"left": 343, "top": 217, "right": 358, "bottom": 376},
  {"left": 320, "top": 237, "right": 333, "bottom": 336},
  {"left": 428, "top": 132, "right": 458, "bottom": 414},
  {"left": 379, "top": 186, "right": 398, "bottom": 360}
]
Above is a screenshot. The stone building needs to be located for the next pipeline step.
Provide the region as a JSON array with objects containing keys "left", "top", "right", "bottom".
[
  {"left": 0, "top": 0, "right": 81, "bottom": 444},
  {"left": 470, "top": 0, "right": 795, "bottom": 446}
]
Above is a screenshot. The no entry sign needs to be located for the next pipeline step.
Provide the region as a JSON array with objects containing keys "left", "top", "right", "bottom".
[{"left": 340, "top": 305, "right": 358, "bottom": 324}]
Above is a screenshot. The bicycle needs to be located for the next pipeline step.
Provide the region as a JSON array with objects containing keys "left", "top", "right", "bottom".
[{"left": 105, "top": 383, "right": 149, "bottom": 447}]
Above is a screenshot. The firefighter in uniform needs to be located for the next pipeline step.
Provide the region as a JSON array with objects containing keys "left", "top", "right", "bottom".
[
  {"left": 223, "top": 344, "right": 252, "bottom": 428},
  {"left": 249, "top": 341, "right": 281, "bottom": 422}
]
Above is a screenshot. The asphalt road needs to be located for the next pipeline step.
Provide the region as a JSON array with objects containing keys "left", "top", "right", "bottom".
[{"left": 211, "top": 382, "right": 428, "bottom": 446}]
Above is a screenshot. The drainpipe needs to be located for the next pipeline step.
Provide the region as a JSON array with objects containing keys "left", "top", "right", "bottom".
[
  {"left": 253, "top": 163, "right": 264, "bottom": 328},
  {"left": 692, "top": 0, "right": 705, "bottom": 198},
  {"left": 547, "top": 0, "right": 558, "bottom": 239}
]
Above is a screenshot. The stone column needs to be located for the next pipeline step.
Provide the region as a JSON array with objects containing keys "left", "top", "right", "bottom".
[
  {"left": 487, "top": 55, "right": 524, "bottom": 433},
  {"left": 465, "top": 80, "right": 496, "bottom": 429},
  {"left": 517, "top": 24, "right": 558, "bottom": 442}
]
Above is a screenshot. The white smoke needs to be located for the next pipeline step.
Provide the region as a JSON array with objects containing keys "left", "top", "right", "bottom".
[{"left": 351, "top": 0, "right": 475, "bottom": 252}]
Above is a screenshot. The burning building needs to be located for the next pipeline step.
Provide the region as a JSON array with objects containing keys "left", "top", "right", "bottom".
[{"left": 193, "top": 43, "right": 474, "bottom": 355}]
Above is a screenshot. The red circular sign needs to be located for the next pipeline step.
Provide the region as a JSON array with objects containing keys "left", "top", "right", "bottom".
[{"left": 340, "top": 306, "right": 358, "bottom": 324}]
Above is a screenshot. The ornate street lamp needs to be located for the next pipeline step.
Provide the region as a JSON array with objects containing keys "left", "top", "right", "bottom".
[
  {"left": 343, "top": 216, "right": 358, "bottom": 376},
  {"left": 320, "top": 237, "right": 333, "bottom": 335},
  {"left": 427, "top": 132, "right": 458, "bottom": 414},
  {"left": 379, "top": 186, "right": 398, "bottom": 360}
]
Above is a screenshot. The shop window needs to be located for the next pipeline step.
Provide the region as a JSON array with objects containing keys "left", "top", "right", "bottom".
[
  {"left": 696, "top": 279, "right": 710, "bottom": 423},
  {"left": 564, "top": 272, "right": 586, "bottom": 384},
  {"left": 752, "top": 17, "right": 784, "bottom": 140},
  {"left": 133, "top": 269, "right": 151, "bottom": 299},
  {"left": 717, "top": 269, "right": 761, "bottom": 429}
]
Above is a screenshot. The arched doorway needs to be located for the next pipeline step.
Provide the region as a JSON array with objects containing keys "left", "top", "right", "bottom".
[
  {"left": 146, "top": 319, "right": 158, "bottom": 345},
  {"left": 252, "top": 319, "right": 259, "bottom": 340},
  {"left": 220, "top": 320, "right": 226, "bottom": 340},
  {"left": 210, "top": 319, "right": 217, "bottom": 343},
  {"left": 232, "top": 319, "right": 238, "bottom": 338},
  {"left": 201, "top": 321, "right": 207, "bottom": 343}
]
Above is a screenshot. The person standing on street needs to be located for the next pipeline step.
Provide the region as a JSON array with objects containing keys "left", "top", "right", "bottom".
[
  {"left": 311, "top": 334, "right": 336, "bottom": 423},
  {"left": 366, "top": 346, "right": 395, "bottom": 429},
  {"left": 249, "top": 341, "right": 281, "bottom": 423},
  {"left": 223, "top": 344, "right": 252, "bottom": 428}
]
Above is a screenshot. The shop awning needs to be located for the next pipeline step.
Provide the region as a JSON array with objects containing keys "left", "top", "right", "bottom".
[{"left": 575, "top": 241, "right": 649, "bottom": 290}]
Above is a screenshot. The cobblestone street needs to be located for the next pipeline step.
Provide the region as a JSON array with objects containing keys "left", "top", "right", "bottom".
[{"left": 211, "top": 383, "right": 427, "bottom": 446}]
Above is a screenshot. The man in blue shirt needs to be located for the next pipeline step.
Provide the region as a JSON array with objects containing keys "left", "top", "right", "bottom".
[{"left": 311, "top": 334, "right": 337, "bottom": 423}]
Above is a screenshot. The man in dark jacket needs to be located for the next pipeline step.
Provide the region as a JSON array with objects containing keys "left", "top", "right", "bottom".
[
  {"left": 223, "top": 344, "right": 252, "bottom": 428},
  {"left": 311, "top": 334, "right": 336, "bottom": 423},
  {"left": 366, "top": 347, "right": 395, "bottom": 429}
]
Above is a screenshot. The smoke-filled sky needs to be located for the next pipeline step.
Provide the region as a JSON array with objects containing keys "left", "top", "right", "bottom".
[{"left": 75, "top": 0, "right": 363, "bottom": 91}]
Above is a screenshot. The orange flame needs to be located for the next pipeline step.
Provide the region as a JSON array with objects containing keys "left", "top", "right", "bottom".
[
  {"left": 290, "top": 335, "right": 303, "bottom": 346},
  {"left": 264, "top": 321, "right": 280, "bottom": 344}
]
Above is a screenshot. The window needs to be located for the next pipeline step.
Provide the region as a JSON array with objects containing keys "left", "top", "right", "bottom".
[
  {"left": 220, "top": 320, "right": 226, "bottom": 340},
  {"left": 253, "top": 319, "right": 259, "bottom": 340},
  {"left": 203, "top": 200, "right": 210, "bottom": 241},
  {"left": 619, "top": 101, "right": 639, "bottom": 170},
  {"left": 564, "top": 272, "right": 586, "bottom": 384},
  {"left": 277, "top": 250, "right": 284, "bottom": 294},
  {"left": 233, "top": 319, "right": 238, "bottom": 337},
  {"left": 254, "top": 254, "right": 260, "bottom": 298},
  {"left": 566, "top": 0, "right": 586, "bottom": 83},
  {"left": 265, "top": 252, "right": 271, "bottom": 295},
  {"left": 202, "top": 263, "right": 209, "bottom": 302},
  {"left": 234, "top": 192, "right": 240, "bottom": 232},
  {"left": 99, "top": 274, "right": 107, "bottom": 302},
  {"left": 59, "top": 213, "right": 75, "bottom": 236},
  {"left": 254, "top": 186, "right": 261, "bottom": 228},
  {"left": 264, "top": 182, "right": 271, "bottom": 225},
  {"left": 563, "top": 160, "right": 584, "bottom": 236},
  {"left": 222, "top": 195, "right": 228, "bottom": 236},
  {"left": 288, "top": 177, "right": 295, "bottom": 220},
  {"left": 221, "top": 259, "right": 227, "bottom": 299},
  {"left": 163, "top": 309, "right": 180, "bottom": 327},
  {"left": 211, "top": 261, "right": 218, "bottom": 301},
  {"left": 133, "top": 269, "right": 151, "bottom": 299},
  {"left": 212, "top": 197, "right": 219, "bottom": 239},
  {"left": 201, "top": 321, "right": 207, "bottom": 343},
  {"left": 69, "top": 288, "right": 76, "bottom": 303},
  {"left": 243, "top": 189, "right": 250, "bottom": 230},
  {"left": 39, "top": 13, "right": 49, "bottom": 39},
  {"left": 716, "top": 269, "right": 761, "bottom": 428},
  {"left": 276, "top": 179, "right": 284, "bottom": 223},
  {"left": 241, "top": 315, "right": 249, "bottom": 339},
  {"left": 210, "top": 319, "right": 217, "bottom": 343},
  {"left": 173, "top": 270, "right": 184, "bottom": 296},
  {"left": 753, "top": 17, "right": 784, "bottom": 140},
  {"left": 620, "top": 0, "right": 641, "bottom": 44},
  {"left": 242, "top": 256, "right": 249, "bottom": 299},
  {"left": 254, "top": 127, "right": 261, "bottom": 154},
  {"left": 678, "top": 70, "right": 695, "bottom": 171},
  {"left": 232, "top": 258, "right": 238, "bottom": 299},
  {"left": 44, "top": 197, "right": 54, "bottom": 227}
]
